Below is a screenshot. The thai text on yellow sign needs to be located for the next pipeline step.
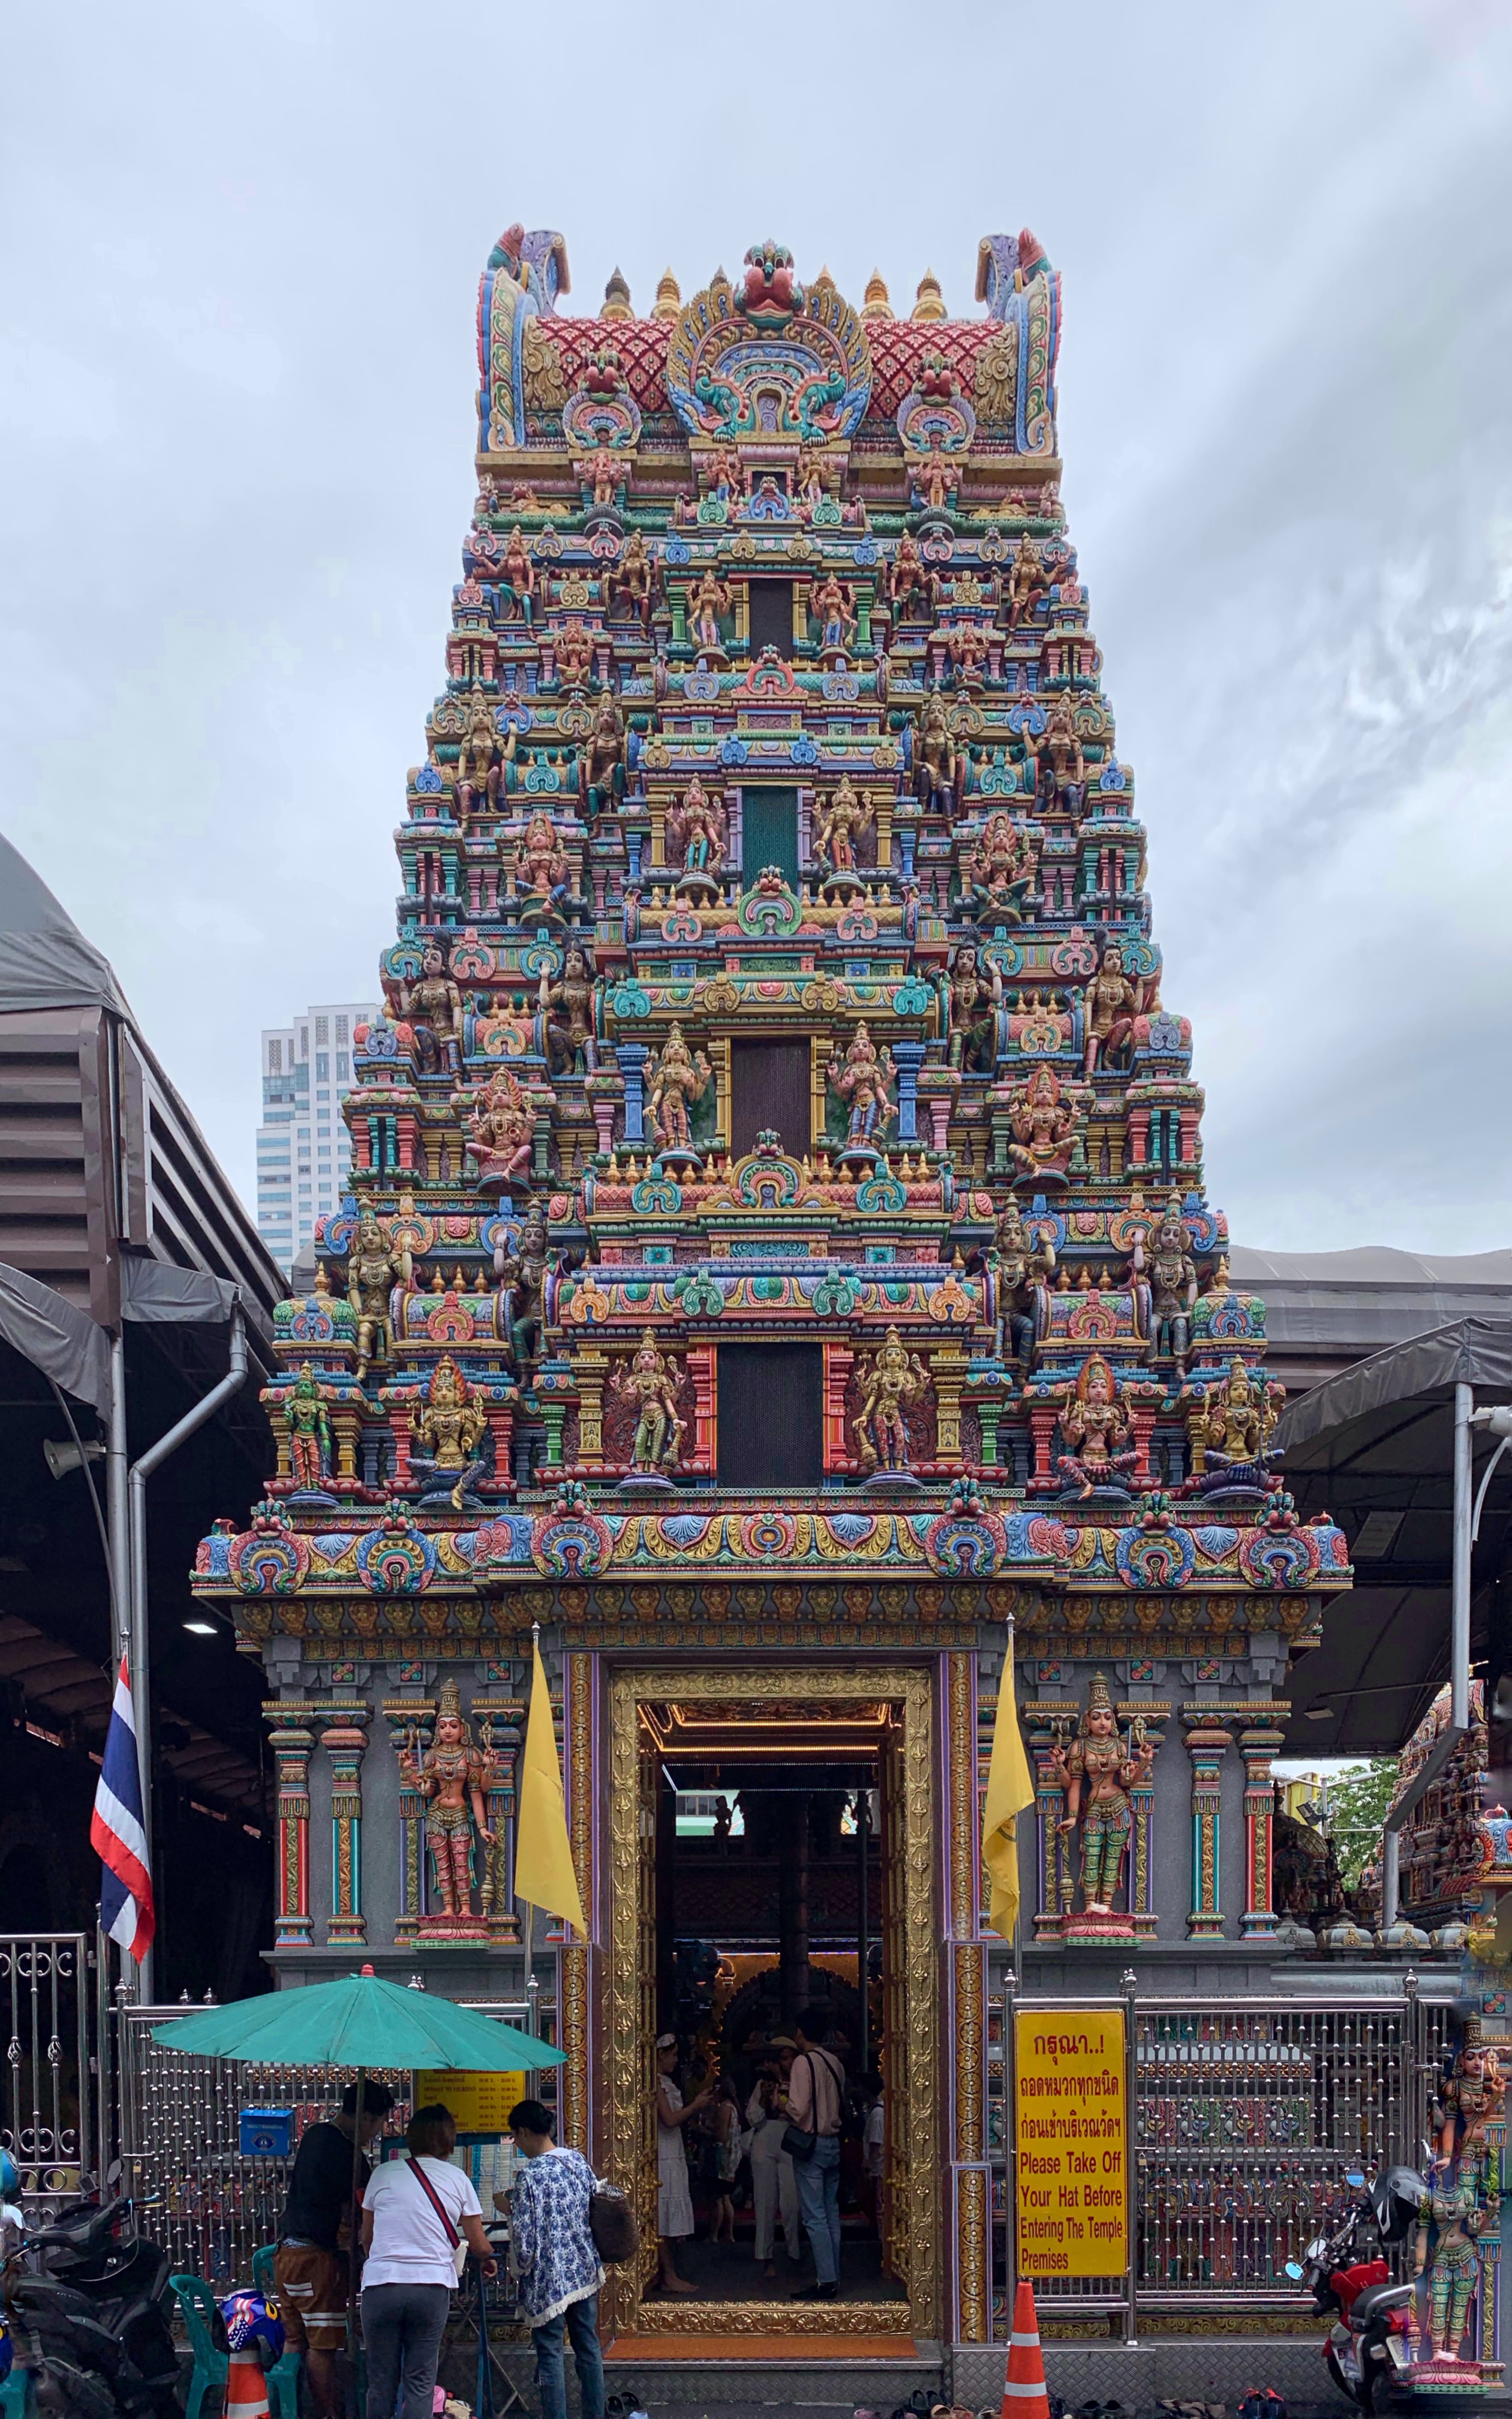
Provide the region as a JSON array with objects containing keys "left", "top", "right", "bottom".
[
  {"left": 413, "top": 2070, "right": 526, "bottom": 2136},
  {"left": 1014, "top": 2009, "right": 1127, "bottom": 2277}
]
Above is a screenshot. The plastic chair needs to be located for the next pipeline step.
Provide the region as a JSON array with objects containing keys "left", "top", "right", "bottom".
[
  {"left": 169, "top": 2274, "right": 229, "bottom": 2419},
  {"left": 0, "top": 2364, "right": 32, "bottom": 2417},
  {"left": 251, "top": 2244, "right": 303, "bottom": 2419}
]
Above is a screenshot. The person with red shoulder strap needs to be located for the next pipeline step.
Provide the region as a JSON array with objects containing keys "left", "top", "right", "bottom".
[{"left": 359, "top": 2103, "right": 495, "bottom": 2419}]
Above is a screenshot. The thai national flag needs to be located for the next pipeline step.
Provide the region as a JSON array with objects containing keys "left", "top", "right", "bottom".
[{"left": 90, "top": 1655, "right": 155, "bottom": 1961}]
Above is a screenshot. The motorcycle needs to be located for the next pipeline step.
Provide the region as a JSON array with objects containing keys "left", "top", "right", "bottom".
[
  {"left": 2, "top": 2193, "right": 180, "bottom": 2419},
  {"left": 1283, "top": 2163, "right": 1425, "bottom": 2412}
]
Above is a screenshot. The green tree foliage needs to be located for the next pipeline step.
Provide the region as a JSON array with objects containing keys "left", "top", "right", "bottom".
[{"left": 1324, "top": 1760, "right": 1398, "bottom": 1890}]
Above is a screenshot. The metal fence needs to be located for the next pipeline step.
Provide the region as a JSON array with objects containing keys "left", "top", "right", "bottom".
[
  {"left": 0, "top": 1934, "right": 93, "bottom": 2207},
  {"left": 992, "top": 1993, "right": 1453, "bottom": 2334},
  {"left": 117, "top": 1997, "right": 551, "bottom": 2284}
]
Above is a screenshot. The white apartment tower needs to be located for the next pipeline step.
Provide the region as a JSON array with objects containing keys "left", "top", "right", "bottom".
[{"left": 256, "top": 1001, "right": 380, "bottom": 1271}]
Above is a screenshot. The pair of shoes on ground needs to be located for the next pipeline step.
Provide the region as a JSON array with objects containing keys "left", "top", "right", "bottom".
[
  {"left": 792, "top": 2277, "right": 838, "bottom": 2299},
  {"left": 1158, "top": 2402, "right": 1225, "bottom": 2419}
]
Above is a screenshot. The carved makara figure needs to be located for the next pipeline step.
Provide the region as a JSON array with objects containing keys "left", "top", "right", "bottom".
[
  {"left": 611, "top": 1327, "right": 686, "bottom": 1471},
  {"left": 814, "top": 775, "right": 873, "bottom": 880},
  {"left": 913, "top": 686, "right": 958, "bottom": 811},
  {"left": 686, "top": 568, "right": 732, "bottom": 654},
  {"left": 410, "top": 1354, "right": 489, "bottom": 1509},
  {"left": 852, "top": 1326, "right": 931, "bottom": 1475},
  {"left": 284, "top": 1361, "right": 332, "bottom": 1490},
  {"left": 540, "top": 946, "right": 599, "bottom": 1074},
  {"left": 828, "top": 1021, "right": 896, "bottom": 1152},
  {"left": 399, "top": 940, "right": 464, "bottom": 1079},
  {"left": 399, "top": 1678, "right": 498, "bottom": 1923},
  {"left": 1204, "top": 1357, "right": 1280, "bottom": 1470},
  {"left": 1083, "top": 944, "right": 1143, "bottom": 1075},
  {"left": 468, "top": 1069, "right": 534, "bottom": 1188},
  {"left": 1056, "top": 1355, "right": 1135, "bottom": 1499},
  {"left": 945, "top": 943, "right": 1001, "bottom": 1073},
  {"left": 1051, "top": 1673, "right": 1152, "bottom": 1916},
  {"left": 348, "top": 1199, "right": 411, "bottom": 1383},
  {"left": 666, "top": 775, "right": 728, "bottom": 887},
  {"left": 581, "top": 688, "right": 627, "bottom": 818},
  {"left": 646, "top": 1022, "right": 713, "bottom": 1156}
]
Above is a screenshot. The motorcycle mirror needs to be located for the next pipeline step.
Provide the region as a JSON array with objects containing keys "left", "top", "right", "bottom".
[{"left": 1283, "top": 2261, "right": 1304, "bottom": 2281}]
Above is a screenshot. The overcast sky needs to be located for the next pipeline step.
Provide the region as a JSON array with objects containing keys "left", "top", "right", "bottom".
[{"left": 3, "top": 0, "right": 1510, "bottom": 1254}]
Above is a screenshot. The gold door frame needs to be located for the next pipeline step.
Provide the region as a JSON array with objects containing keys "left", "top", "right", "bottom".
[{"left": 603, "top": 1662, "right": 939, "bottom": 2339}]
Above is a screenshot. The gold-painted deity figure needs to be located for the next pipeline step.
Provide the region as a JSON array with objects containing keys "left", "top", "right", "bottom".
[
  {"left": 539, "top": 946, "right": 600, "bottom": 1075},
  {"left": 1082, "top": 944, "right": 1144, "bottom": 1075},
  {"left": 1128, "top": 1192, "right": 1197, "bottom": 1369},
  {"left": 1204, "top": 1358, "right": 1280, "bottom": 1470},
  {"left": 910, "top": 431, "right": 960, "bottom": 515},
  {"left": 1006, "top": 1064, "right": 1082, "bottom": 1182},
  {"left": 399, "top": 1678, "right": 499, "bottom": 1924},
  {"left": 398, "top": 939, "right": 465, "bottom": 1079},
  {"left": 853, "top": 1326, "right": 932, "bottom": 1475},
  {"left": 647, "top": 1023, "right": 713, "bottom": 1156},
  {"left": 1056, "top": 1355, "right": 1135, "bottom": 1499},
  {"left": 1051, "top": 1673, "right": 1152, "bottom": 1916},
  {"left": 410, "top": 1355, "right": 489, "bottom": 1510},
  {"left": 468, "top": 1069, "right": 534, "bottom": 1189},
  {"left": 913, "top": 687, "right": 958, "bottom": 811},
  {"left": 455, "top": 686, "right": 507, "bottom": 823},
  {"left": 348, "top": 1199, "right": 411, "bottom": 1385},
  {"left": 581, "top": 688, "right": 627, "bottom": 819},
  {"left": 553, "top": 617, "right": 596, "bottom": 689},
  {"left": 814, "top": 776, "right": 873, "bottom": 880},
  {"left": 828, "top": 1021, "right": 896, "bottom": 1153},
  {"left": 611, "top": 1327, "right": 686, "bottom": 1472},
  {"left": 284, "top": 1362, "right": 332, "bottom": 1491}
]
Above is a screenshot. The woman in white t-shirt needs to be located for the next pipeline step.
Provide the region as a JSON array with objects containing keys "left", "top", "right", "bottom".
[{"left": 359, "top": 2104, "right": 496, "bottom": 2419}]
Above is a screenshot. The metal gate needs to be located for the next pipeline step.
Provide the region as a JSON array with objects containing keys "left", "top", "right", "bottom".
[
  {"left": 992, "top": 1991, "right": 1453, "bottom": 2335},
  {"left": 0, "top": 1934, "right": 95, "bottom": 2209}
]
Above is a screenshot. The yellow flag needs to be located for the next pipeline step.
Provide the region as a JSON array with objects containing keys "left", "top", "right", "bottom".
[
  {"left": 513, "top": 1636, "right": 587, "bottom": 1937},
  {"left": 982, "top": 1634, "right": 1035, "bottom": 1940}
]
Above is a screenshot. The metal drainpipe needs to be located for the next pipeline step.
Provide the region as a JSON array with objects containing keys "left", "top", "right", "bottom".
[
  {"left": 127, "top": 1301, "right": 248, "bottom": 2003},
  {"left": 1382, "top": 1380, "right": 1472, "bottom": 1932},
  {"left": 106, "top": 1334, "right": 131, "bottom": 1663}
]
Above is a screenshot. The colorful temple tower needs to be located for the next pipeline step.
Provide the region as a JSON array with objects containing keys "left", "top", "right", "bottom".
[{"left": 196, "top": 224, "right": 1354, "bottom": 2352}]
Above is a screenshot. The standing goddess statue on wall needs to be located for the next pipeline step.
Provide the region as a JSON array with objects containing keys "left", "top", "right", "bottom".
[
  {"left": 1051, "top": 1673, "right": 1152, "bottom": 1919},
  {"left": 399, "top": 1679, "right": 498, "bottom": 1924}
]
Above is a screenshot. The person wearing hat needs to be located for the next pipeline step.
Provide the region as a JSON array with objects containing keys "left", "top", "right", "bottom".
[
  {"left": 746, "top": 2039, "right": 801, "bottom": 2279},
  {"left": 655, "top": 2035, "right": 712, "bottom": 2293}
]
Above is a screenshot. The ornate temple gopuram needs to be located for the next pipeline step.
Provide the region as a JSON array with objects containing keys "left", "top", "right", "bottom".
[{"left": 193, "top": 224, "right": 1424, "bottom": 2371}]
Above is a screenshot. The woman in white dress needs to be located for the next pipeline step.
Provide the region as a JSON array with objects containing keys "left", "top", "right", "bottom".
[{"left": 655, "top": 2034, "right": 711, "bottom": 2293}]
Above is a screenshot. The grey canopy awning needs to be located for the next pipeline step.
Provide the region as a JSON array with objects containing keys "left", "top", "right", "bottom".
[
  {"left": 0, "top": 1259, "right": 242, "bottom": 1421},
  {"left": 1275, "top": 1317, "right": 1512, "bottom": 1454},
  {"left": 0, "top": 832, "right": 133, "bottom": 1019}
]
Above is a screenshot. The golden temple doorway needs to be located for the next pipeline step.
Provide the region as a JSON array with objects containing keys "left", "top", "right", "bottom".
[{"left": 600, "top": 1665, "right": 939, "bottom": 2340}]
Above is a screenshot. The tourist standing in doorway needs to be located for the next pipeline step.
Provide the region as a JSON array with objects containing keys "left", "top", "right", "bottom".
[
  {"left": 273, "top": 2078, "right": 393, "bottom": 2419},
  {"left": 709, "top": 2078, "right": 743, "bottom": 2246},
  {"left": 508, "top": 2099, "right": 605, "bottom": 2419},
  {"left": 786, "top": 2009, "right": 846, "bottom": 2300},
  {"left": 655, "top": 2034, "right": 711, "bottom": 2293},
  {"left": 747, "top": 2044, "right": 801, "bottom": 2279}
]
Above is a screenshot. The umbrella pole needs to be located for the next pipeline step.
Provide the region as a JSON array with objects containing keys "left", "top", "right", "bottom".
[
  {"left": 522, "top": 1899, "right": 537, "bottom": 2085},
  {"left": 346, "top": 2064, "right": 364, "bottom": 2419}
]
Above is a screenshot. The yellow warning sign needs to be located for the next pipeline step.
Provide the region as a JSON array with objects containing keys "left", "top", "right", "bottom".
[
  {"left": 1014, "top": 2009, "right": 1128, "bottom": 2278},
  {"left": 413, "top": 2070, "right": 527, "bottom": 2136}
]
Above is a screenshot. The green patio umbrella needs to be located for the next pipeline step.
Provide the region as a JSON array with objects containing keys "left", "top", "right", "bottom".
[{"left": 154, "top": 1966, "right": 565, "bottom": 2411}]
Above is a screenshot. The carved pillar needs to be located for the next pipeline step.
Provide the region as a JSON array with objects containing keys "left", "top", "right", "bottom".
[
  {"left": 891, "top": 1039, "right": 925, "bottom": 1144},
  {"left": 473, "top": 1699, "right": 522, "bottom": 1946},
  {"left": 822, "top": 1343, "right": 855, "bottom": 1473},
  {"left": 946, "top": 1650, "right": 988, "bottom": 2342},
  {"left": 1119, "top": 1702, "right": 1170, "bottom": 1937},
  {"left": 617, "top": 1043, "right": 648, "bottom": 1145},
  {"left": 485, "top": 1403, "right": 515, "bottom": 1490},
  {"left": 573, "top": 1348, "right": 607, "bottom": 1468},
  {"left": 874, "top": 787, "right": 894, "bottom": 871},
  {"left": 1126, "top": 1404, "right": 1157, "bottom": 1488},
  {"left": 1476, "top": 2108, "right": 1505, "bottom": 2382},
  {"left": 383, "top": 1699, "right": 434, "bottom": 1941},
  {"left": 686, "top": 1345, "right": 715, "bottom": 1472},
  {"left": 1239, "top": 1713, "right": 1289, "bottom": 1938},
  {"left": 1128, "top": 1107, "right": 1149, "bottom": 1169},
  {"left": 561, "top": 1653, "right": 594, "bottom": 2153},
  {"left": 1027, "top": 1404, "right": 1060, "bottom": 1490},
  {"left": 320, "top": 1709, "right": 369, "bottom": 1947},
  {"left": 1182, "top": 1710, "right": 1233, "bottom": 1938},
  {"left": 1025, "top": 1702, "right": 1077, "bottom": 1938},
  {"left": 264, "top": 1710, "right": 315, "bottom": 1949},
  {"left": 329, "top": 1406, "right": 359, "bottom": 1485},
  {"left": 932, "top": 1346, "right": 969, "bottom": 1466}
]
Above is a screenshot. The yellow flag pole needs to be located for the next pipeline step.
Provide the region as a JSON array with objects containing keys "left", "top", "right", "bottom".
[{"left": 982, "top": 1623, "right": 1036, "bottom": 1943}]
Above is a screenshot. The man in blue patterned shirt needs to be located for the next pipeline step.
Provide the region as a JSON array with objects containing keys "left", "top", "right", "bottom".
[{"left": 509, "top": 2099, "right": 605, "bottom": 2419}]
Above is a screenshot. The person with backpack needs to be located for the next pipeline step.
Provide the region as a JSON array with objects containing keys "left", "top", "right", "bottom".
[
  {"left": 783, "top": 2009, "right": 847, "bottom": 2300},
  {"left": 359, "top": 2103, "right": 495, "bottom": 2419},
  {"left": 508, "top": 2097, "right": 606, "bottom": 2419}
]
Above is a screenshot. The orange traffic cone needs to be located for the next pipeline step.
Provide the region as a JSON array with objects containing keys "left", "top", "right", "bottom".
[
  {"left": 224, "top": 2351, "right": 272, "bottom": 2419},
  {"left": 1002, "top": 2278, "right": 1051, "bottom": 2419}
]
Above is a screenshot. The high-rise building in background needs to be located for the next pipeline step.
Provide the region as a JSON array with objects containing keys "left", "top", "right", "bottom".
[{"left": 255, "top": 1000, "right": 379, "bottom": 1269}]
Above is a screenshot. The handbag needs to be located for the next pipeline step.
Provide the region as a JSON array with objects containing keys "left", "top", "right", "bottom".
[
  {"left": 588, "top": 2181, "right": 641, "bottom": 2265},
  {"left": 408, "top": 2154, "right": 467, "bottom": 2280},
  {"left": 781, "top": 2052, "right": 829, "bottom": 2163}
]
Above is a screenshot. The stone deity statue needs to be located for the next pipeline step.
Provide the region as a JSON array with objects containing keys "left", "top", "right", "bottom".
[
  {"left": 284, "top": 1362, "right": 332, "bottom": 1491},
  {"left": 611, "top": 1328, "right": 686, "bottom": 1472},
  {"left": 410, "top": 1355, "right": 489, "bottom": 1510},
  {"left": 399, "top": 941, "right": 465, "bottom": 1079},
  {"left": 348, "top": 1200, "right": 411, "bottom": 1385},
  {"left": 647, "top": 1023, "right": 713, "bottom": 1156},
  {"left": 852, "top": 1326, "right": 932, "bottom": 1475},
  {"left": 398, "top": 1679, "right": 498, "bottom": 1925},
  {"left": 1056, "top": 1355, "right": 1135, "bottom": 1498},
  {"left": 1050, "top": 1673, "right": 1153, "bottom": 1918}
]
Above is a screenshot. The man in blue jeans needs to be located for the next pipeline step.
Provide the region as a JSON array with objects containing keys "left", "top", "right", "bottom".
[
  {"left": 785, "top": 2010, "right": 847, "bottom": 2300},
  {"left": 509, "top": 2100, "right": 605, "bottom": 2419}
]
